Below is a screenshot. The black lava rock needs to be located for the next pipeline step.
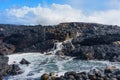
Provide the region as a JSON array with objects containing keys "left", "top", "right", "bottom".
[{"left": 19, "top": 58, "right": 30, "bottom": 65}]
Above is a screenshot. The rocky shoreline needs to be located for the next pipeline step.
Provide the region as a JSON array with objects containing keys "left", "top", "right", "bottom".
[
  {"left": 41, "top": 66, "right": 120, "bottom": 80},
  {"left": 0, "top": 40, "right": 24, "bottom": 79},
  {"left": 0, "top": 22, "right": 120, "bottom": 61},
  {"left": 0, "top": 22, "right": 120, "bottom": 79}
]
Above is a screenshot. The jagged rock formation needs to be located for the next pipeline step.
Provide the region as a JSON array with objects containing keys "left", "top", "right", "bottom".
[
  {"left": 0, "top": 39, "right": 23, "bottom": 78},
  {"left": 0, "top": 56, "right": 8, "bottom": 77},
  {"left": 62, "top": 23, "right": 120, "bottom": 61},
  {"left": 40, "top": 67, "right": 120, "bottom": 80},
  {"left": 0, "top": 40, "right": 10, "bottom": 77},
  {"left": 0, "top": 24, "right": 77, "bottom": 53},
  {"left": 0, "top": 22, "right": 120, "bottom": 61},
  {"left": 7, "top": 64, "right": 23, "bottom": 75},
  {"left": 19, "top": 58, "right": 30, "bottom": 65}
]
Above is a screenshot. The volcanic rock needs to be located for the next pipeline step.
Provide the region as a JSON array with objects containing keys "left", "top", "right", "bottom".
[
  {"left": 19, "top": 58, "right": 30, "bottom": 65},
  {"left": 0, "top": 22, "right": 120, "bottom": 61},
  {"left": 7, "top": 64, "right": 23, "bottom": 75},
  {"left": 41, "top": 73, "right": 49, "bottom": 80},
  {"left": 39, "top": 67, "right": 120, "bottom": 80},
  {"left": 0, "top": 56, "right": 9, "bottom": 76}
]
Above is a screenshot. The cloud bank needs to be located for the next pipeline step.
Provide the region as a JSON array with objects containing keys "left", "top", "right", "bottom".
[{"left": 2, "top": 3, "right": 120, "bottom": 25}]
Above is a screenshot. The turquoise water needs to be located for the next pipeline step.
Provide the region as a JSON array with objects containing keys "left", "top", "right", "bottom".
[{"left": 4, "top": 53, "right": 120, "bottom": 80}]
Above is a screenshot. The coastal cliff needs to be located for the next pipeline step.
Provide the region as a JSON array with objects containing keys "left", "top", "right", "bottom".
[{"left": 0, "top": 22, "right": 120, "bottom": 61}]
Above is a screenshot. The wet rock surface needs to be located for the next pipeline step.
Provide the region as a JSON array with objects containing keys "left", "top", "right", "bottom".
[
  {"left": 19, "top": 58, "right": 31, "bottom": 65},
  {"left": 7, "top": 64, "right": 23, "bottom": 75},
  {"left": 68, "top": 43, "right": 120, "bottom": 61},
  {"left": 0, "top": 56, "right": 9, "bottom": 77},
  {"left": 0, "top": 41, "right": 10, "bottom": 78},
  {"left": 0, "top": 22, "right": 120, "bottom": 61},
  {"left": 40, "top": 67, "right": 120, "bottom": 80},
  {"left": 0, "top": 40, "right": 23, "bottom": 79}
]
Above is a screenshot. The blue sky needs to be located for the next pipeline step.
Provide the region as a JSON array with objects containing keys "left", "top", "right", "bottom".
[
  {"left": 0, "top": 0, "right": 65, "bottom": 10},
  {"left": 0, "top": 0, "right": 116, "bottom": 11},
  {"left": 0, "top": 0, "right": 120, "bottom": 25}
]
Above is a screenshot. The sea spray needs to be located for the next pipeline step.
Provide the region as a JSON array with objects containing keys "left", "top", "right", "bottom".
[
  {"left": 5, "top": 38, "right": 120, "bottom": 80},
  {"left": 5, "top": 52, "right": 120, "bottom": 80}
]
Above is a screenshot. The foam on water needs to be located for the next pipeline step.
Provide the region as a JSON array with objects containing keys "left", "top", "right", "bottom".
[
  {"left": 50, "top": 42, "right": 63, "bottom": 55},
  {"left": 4, "top": 52, "right": 120, "bottom": 80},
  {"left": 4, "top": 39, "right": 120, "bottom": 80}
]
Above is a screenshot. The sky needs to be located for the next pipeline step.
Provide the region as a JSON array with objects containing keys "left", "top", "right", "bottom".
[{"left": 0, "top": 0, "right": 120, "bottom": 25}]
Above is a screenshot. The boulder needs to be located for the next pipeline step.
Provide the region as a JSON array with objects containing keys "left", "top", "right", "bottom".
[
  {"left": 40, "top": 68, "right": 120, "bottom": 80},
  {"left": 7, "top": 63, "right": 23, "bottom": 75},
  {"left": 104, "top": 66, "right": 117, "bottom": 74},
  {"left": 19, "top": 58, "right": 30, "bottom": 65},
  {"left": 64, "top": 71, "right": 77, "bottom": 79},
  {"left": 41, "top": 73, "right": 49, "bottom": 80},
  {"left": 49, "top": 72, "right": 57, "bottom": 80}
]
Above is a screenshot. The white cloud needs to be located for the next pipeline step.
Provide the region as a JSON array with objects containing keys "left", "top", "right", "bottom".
[
  {"left": 4, "top": 3, "right": 120, "bottom": 25},
  {"left": 6, "top": 4, "right": 85, "bottom": 25},
  {"left": 6, "top": 6, "right": 31, "bottom": 18},
  {"left": 88, "top": 9, "right": 120, "bottom": 25},
  {"left": 108, "top": 0, "right": 120, "bottom": 9}
]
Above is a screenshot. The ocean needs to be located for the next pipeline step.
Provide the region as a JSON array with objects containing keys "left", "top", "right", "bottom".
[{"left": 4, "top": 52, "right": 120, "bottom": 80}]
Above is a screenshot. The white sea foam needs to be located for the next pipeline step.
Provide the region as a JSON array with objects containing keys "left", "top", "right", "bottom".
[
  {"left": 5, "top": 52, "right": 120, "bottom": 80},
  {"left": 4, "top": 41, "right": 120, "bottom": 80}
]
